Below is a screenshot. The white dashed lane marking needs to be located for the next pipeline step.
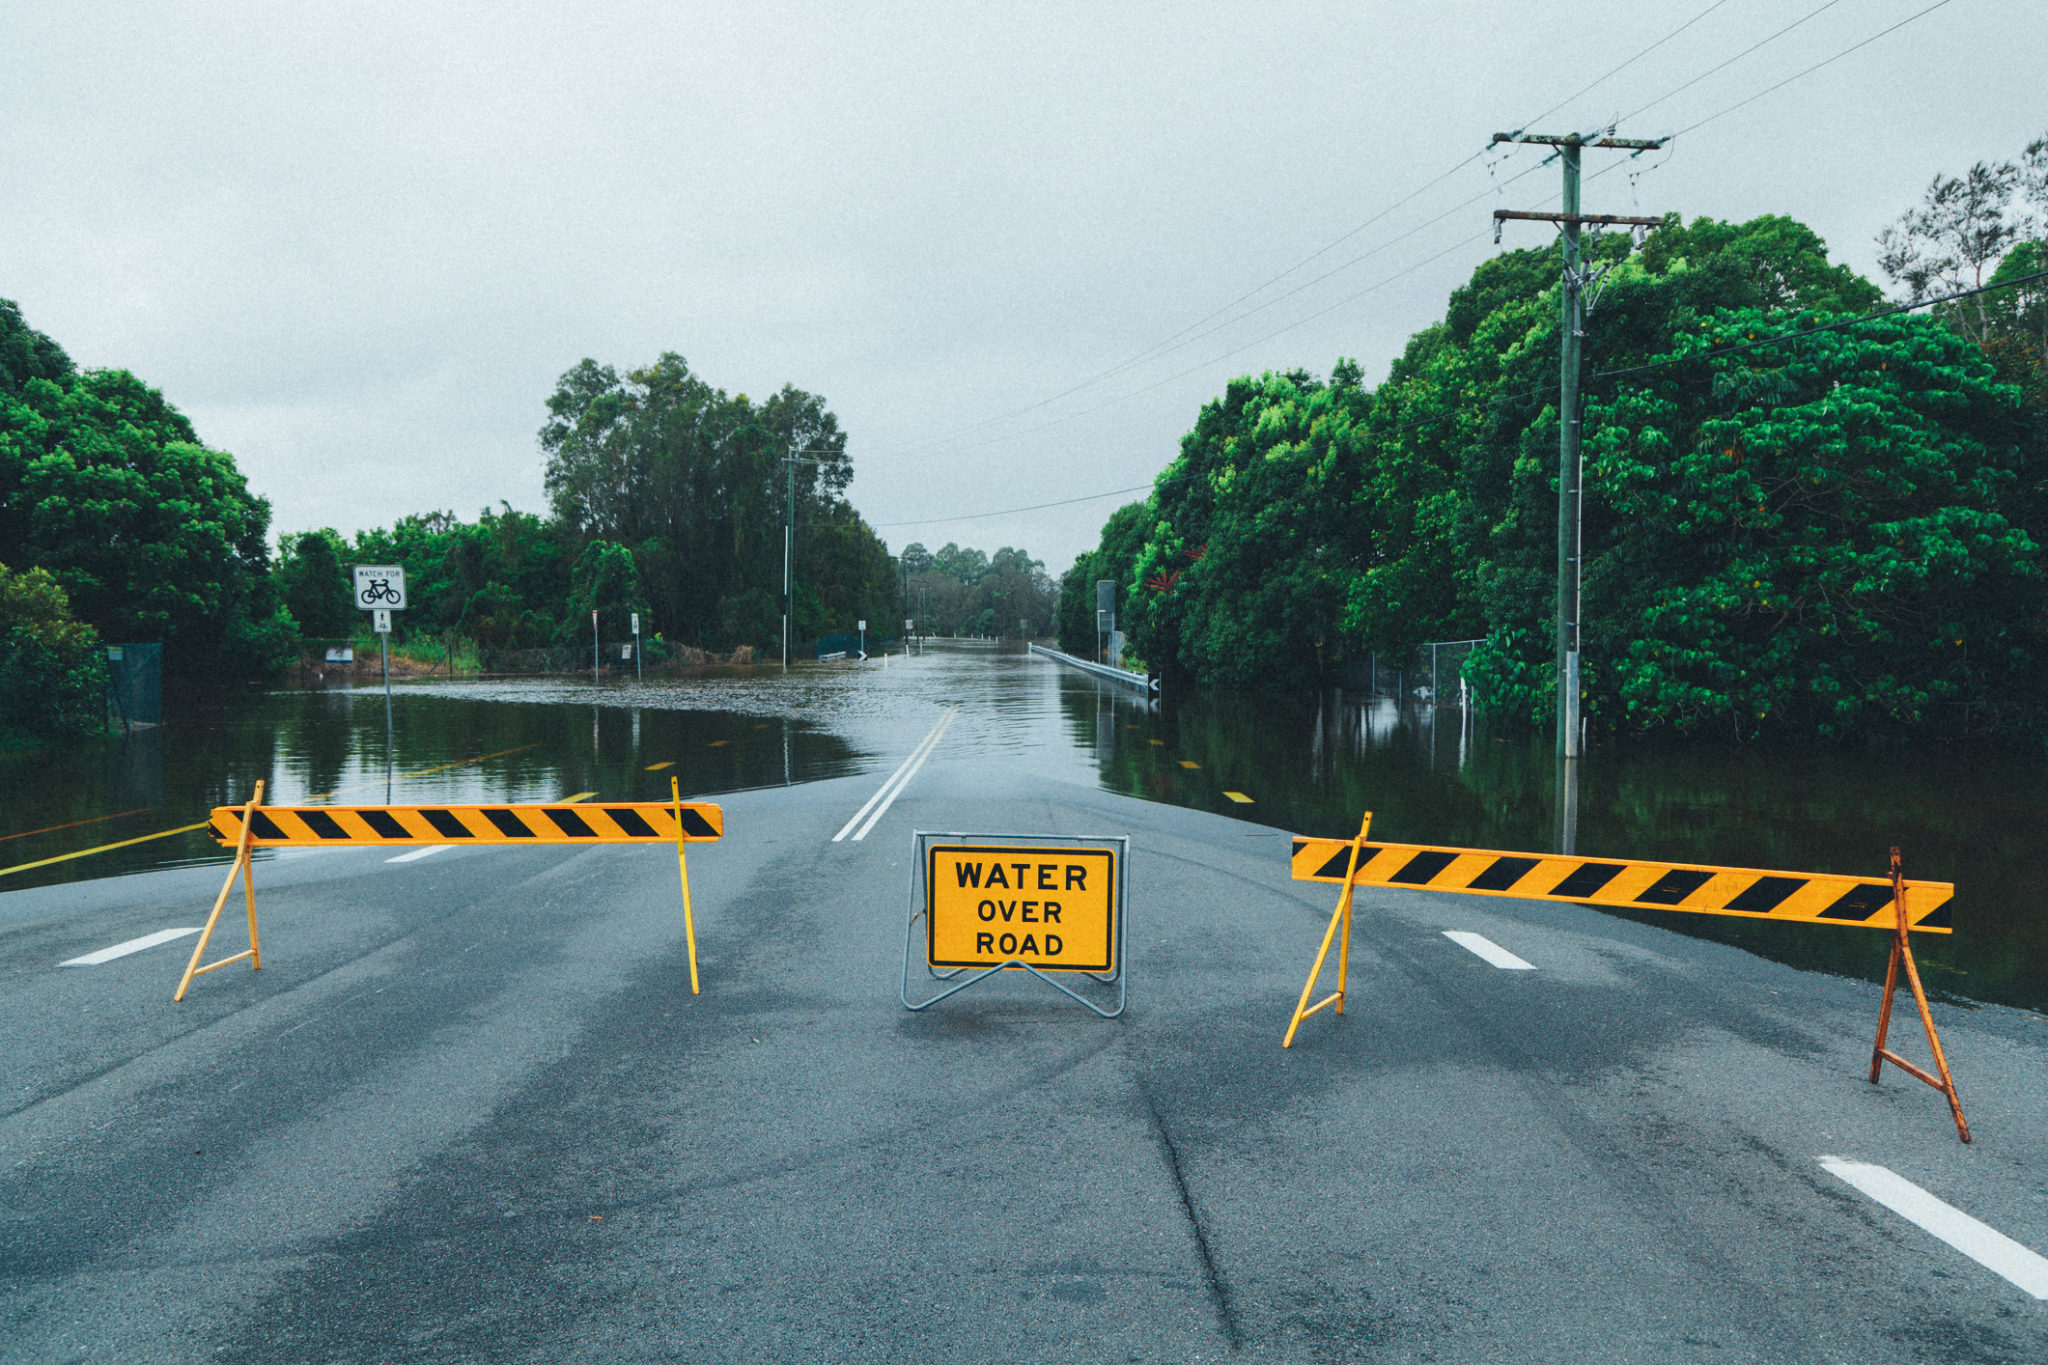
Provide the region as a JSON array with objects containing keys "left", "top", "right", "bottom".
[
  {"left": 1442, "top": 931, "right": 1535, "bottom": 970},
  {"left": 1821, "top": 1157, "right": 2048, "bottom": 1299},
  {"left": 62, "top": 927, "right": 203, "bottom": 966}
]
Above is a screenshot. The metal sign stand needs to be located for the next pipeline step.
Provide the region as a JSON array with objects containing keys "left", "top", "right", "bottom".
[
  {"left": 901, "top": 830, "right": 1127, "bottom": 1018},
  {"left": 1282, "top": 811, "right": 1372, "bottom": 1048}
]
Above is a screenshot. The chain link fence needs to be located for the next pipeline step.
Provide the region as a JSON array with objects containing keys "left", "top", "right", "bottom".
[{"left": 1342, "top": 638, "right": 1485, "bottom": 706}]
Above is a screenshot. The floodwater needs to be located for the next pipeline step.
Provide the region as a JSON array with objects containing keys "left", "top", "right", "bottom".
[{"left": 4, "top": 640, "right": 2045, "bottom": 1013}]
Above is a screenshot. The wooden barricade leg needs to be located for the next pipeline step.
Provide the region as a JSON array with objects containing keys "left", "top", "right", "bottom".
[
  {"left": 1868, "top": 847, "right": 1971, "bottom": 1143},
  {"left": 175, "top": 780, "right": 266, "bottom": 1002},
  {"left": 1283, "top": 812, "right": 1372, "bottom": 1048},
  {"left": 672, "top": 777, "right": 700, "bottom": 994}
]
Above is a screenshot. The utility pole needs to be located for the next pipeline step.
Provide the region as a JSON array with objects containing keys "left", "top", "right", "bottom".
[
  {"left": 782, "top": 455, "right": 795, "bottom": 670},
  {"left": 1491, "top": 130, "right": 1664, "bottom": 760}
]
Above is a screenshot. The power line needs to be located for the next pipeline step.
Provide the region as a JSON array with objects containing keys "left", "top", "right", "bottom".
[
  {"left": 1593, "top": 266, "right": 2048, "bottom": 381},
  {"left": 1516, "top": 0, "right": 1740, "bottom": 130},
  {"left": 1667, "top": 0, "right": 1958, "bottom": 140},
  {"left": 1619, "top": 0, "right": 1846, "bottom": 125}
]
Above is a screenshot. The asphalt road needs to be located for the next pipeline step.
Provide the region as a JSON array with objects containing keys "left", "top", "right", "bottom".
[{"left": 4, "top": 670, "right": 2047, "bottom": 1362}]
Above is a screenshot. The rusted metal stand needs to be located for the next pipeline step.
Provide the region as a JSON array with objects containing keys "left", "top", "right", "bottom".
[
  {"left": 1282, "top": 812, "right": 1371, "bottom": 1049},
  {"left": 1869, "top": 847, "right": 1971, "bottom": 1143},
  {"left": 175, "top": 781, "right": 265, "bottom": 1002}
]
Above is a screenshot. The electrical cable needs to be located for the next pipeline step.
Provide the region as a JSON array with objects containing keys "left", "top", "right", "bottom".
[
  {"left": 1618, "top": 0, "right": 1846, "bottom": 125},
  {"left": 1515, "top": 0, "right": 1739, "bottom": 131},
  {"left": 1665, "top": 0, "right": 1957, "bottom": 140}
]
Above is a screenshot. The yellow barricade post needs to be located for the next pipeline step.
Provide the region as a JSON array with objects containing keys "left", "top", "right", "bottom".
[
  {"left": 1870, "top": 847, "right": 1970, "bottom": 1142},
  {"left": 1284, "top": 820, "right": 1971, "bottom": 1142},
  {"left": 175, "top": 780, "right": 267, "bottom": 1002},
  {"left": 1281, "top": 812, "right": 1371, "bottom": 1049},
  {"left": 673, "top": 777, "right": 699, "bottom": 994},
  {"left": 181, "top": 791, "right": 725, "bottom": 1001}
]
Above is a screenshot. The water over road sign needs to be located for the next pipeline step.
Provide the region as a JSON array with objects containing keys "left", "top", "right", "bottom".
[{"left": 927, "top": 844, "right": 1116, "bottom": 972}]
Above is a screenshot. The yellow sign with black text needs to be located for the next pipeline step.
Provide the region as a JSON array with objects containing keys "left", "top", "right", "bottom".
[{"left": 927, "top": 844, "right": 1117, "bottom": 973}]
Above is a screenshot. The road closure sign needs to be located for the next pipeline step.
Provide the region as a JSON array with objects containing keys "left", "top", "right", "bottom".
[{"left": 926, "top": 843, "right": 1117, "bottom": 973}]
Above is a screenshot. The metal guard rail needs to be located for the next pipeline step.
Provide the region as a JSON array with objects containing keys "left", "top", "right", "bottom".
[{"left": 1027, "top": 643, "right": 1160, "bottom": 694}]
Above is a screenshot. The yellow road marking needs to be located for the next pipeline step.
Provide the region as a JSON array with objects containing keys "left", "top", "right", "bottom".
[
  {"left": 708, "top": 740, "right": 729, "bottom": 748},
  {"left": 1223, "top": 791, "right": 1253, "bottom": 804},
  {"left": 563, "top": 792, "right": 597, "bottom": 803},
  {"left": 753, "top": 723, "right": 769, "bottom": 730},
  {"left": 1, "top": 807, "right": 153, "bottom": 844},
  {"left": 0, "top": 743, "right": 547, "bottom": 880},
  {"left": 1148, "top": 739, "right": 1164, "bottom": 746},
  {"left": 1178, "top": 761, "right": 1200, "bottom": 769},
  {"left": 0, "top": 823, "right": 211, "bottom": 879},
  {"left": 645, "top": 761, "right": 674, "bottom": 771}
]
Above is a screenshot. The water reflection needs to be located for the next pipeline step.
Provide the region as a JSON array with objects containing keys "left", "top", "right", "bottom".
[{"left": 3, "top": 645, "right": 2045, "bottom": 1013}]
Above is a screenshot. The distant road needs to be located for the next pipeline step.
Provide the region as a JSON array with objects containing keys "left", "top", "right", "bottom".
[{"left": 3, "top": 657, "right": 2046, "bottom": 1362}]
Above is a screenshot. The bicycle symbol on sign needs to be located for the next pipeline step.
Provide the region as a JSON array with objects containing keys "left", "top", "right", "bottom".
[{"left": 358, "top": 578, "right": 403, "bottom": 606}]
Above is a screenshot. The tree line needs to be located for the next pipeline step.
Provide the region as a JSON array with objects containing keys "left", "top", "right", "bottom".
[
  {"left": 0, "top": 312, "right": 1044, "bottom": 743},
  {"left": 1061, "top": 133, "right": 2048, "bottom": 740}
]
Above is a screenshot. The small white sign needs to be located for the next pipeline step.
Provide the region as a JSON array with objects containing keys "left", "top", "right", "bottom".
[
  {"left": 372, "top": 609, "right": 392, "bottom": 634},
  {"left": 620, "top": 643, "right": 633, "bottom": 659},
  {"left": 354, "top": 565, "right": 407, "bottom": 610},
  {"left": 858, "top": 620, "right": 866, "bottom": 632},
  {"left": 905, "top": 619, "right": 914, "bottom": 630},
  {"left": 631, "top": 612, "right": 640, "bottom": 635}
]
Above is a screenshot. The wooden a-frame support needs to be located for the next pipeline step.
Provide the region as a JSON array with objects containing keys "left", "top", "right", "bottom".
[
  {"left": 1870, "top": 846, "right": 1971, "bottom": 1143},
  {"left": 1282, "top": 811, "right": 1371, "bottom": 1048},
  {"left": 175, "top": 780, "right": 265, "bottom": 1002}
]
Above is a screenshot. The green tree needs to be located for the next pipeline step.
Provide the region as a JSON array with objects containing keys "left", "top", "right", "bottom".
[
  {"left": 0, "top": 562, "right": 108, "bottom": 744},
  {"left": 276, "top": 530, "right": 354, "bottom": 639},
  {"left": 0, "top": 302, "right": 295, "bottom": 677}
]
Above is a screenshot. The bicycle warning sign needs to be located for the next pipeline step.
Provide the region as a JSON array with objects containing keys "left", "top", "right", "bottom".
[{"left": 353, "top": 565, "right": 407, "bottom": 611}]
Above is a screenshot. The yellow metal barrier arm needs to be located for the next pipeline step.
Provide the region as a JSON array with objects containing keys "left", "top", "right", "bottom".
[
  {"left": 673, "top": 777, "right": 700, "bottom": 994},
  {"left": 175, "top": 781, "right": 266, "bottom": 1002},
  {"left": 1283, "top": 811, "right": 1371, "bottom": 1048}
]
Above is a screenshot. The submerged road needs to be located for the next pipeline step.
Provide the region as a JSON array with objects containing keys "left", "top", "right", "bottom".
[{"left": 3, "top": 652, "right": 2047, "bottom": 1363}]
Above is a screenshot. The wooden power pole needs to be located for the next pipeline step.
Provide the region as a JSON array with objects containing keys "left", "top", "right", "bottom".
[{"left": 1491, "top": 130, "right": 1664, "bottom": 760}]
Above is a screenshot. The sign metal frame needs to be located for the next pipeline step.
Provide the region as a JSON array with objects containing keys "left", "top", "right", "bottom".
[{"left": 901, "top": 830, "right": 1127, "bottom": 1017}]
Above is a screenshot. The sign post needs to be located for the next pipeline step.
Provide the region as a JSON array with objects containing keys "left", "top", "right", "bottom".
[
  {"left": 354, "top": 566, "right": 406, "bottom": 791},
  {"left": 591, "top": 609, "right": 599, "bottom": 682},
  {"left": 858, "top": 619, "right": 866, "bottom": 660},
  {"left": 632, "top": 612, "right": 642, "bottom": 681},
  {"left": 902, "top": 832, "right": 1127, "bottom": 1017}
]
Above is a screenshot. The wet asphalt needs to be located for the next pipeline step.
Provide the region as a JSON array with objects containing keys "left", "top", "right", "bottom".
[{"left": 3, "top": 654, "right": 2047, "bottom": 1363}]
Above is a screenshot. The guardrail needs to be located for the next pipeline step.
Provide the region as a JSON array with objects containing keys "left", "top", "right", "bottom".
[{"left": 1027, "top": 643, "right": 1159, "bottom": 695}]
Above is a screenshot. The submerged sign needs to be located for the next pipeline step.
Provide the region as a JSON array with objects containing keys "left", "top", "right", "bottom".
[{"left": 926, "top": 844, "right": 1117, "bottom": 973}]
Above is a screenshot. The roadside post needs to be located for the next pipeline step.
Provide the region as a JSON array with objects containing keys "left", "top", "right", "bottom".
[
  {"left": 902, "top": 832, "right": 1127, "bottom": 1017},
  {"left": 905, "top": 618, "right": 914, "bottom": 657},
  {"left": 354, "top": 565, "right": 406, "bottom": 793},
  {"left": 1282, "top": 819, "right": 1971, "bottom": 1141},
  {"left": 591, "top": 609, "right": 599, "bottom": 681},
  {"left": 858, "top": 619, "right": 866, "bottom": 660},
  {"left": 632, "top": 612, "right": 642, "bottom": 681}
]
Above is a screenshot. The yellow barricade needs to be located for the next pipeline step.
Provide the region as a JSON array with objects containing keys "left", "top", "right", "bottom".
[
  {"left": 1287, "top": 834, "right": 1952, "bottom": 932},
  {"left": 1282, "top": 814, "right": 1971, "bottom": 1143},
  {"left": 177, "top": 780, "right": 721, "bottom": 1001}
]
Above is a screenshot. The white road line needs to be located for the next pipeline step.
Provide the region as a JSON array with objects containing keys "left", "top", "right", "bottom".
[
  {"left": 386, "top": 844, "right": 453, "bottom": 863},
  {"left": 61, "top": 927, "right": 203, "bottom": 966},
  {"left": 1821, "top": 1156, "right": 2048, "bottom": 1300},
  {"left": 833, "top": 709, "right": 957, "bottom": 844},
  {"left": 1442, "top": 931, "right": 1535, "bottom": 970}
]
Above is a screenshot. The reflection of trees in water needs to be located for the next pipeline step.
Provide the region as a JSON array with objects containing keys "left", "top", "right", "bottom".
[{"left": 1062, "top": 683, "right": 2048, "bottom": 1013}]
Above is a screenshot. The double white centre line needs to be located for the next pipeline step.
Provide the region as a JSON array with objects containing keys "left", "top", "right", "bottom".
[{"left": 834, "top": 708, "right": 958, "bottom": 843}]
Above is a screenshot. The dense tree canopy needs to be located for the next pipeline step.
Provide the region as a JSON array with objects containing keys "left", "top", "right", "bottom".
[
  {"left": 1069, "top": 153, "right": 2048, "bottom": 739},
  {"left": 902, "top": 542, "right": 1055, "bottom": 638},
  {"left": 0, "top": 300, "right": 292, "bottom": 677}
]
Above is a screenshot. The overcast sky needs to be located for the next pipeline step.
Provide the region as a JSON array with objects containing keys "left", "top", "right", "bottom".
[{"left": 4, "top": 0, "right": 2041, "bottom": 573}]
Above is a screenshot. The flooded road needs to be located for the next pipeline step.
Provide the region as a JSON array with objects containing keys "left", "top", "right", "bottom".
[{"left": 4, "top": 639, "right": 2046, "bottom": 1011}]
